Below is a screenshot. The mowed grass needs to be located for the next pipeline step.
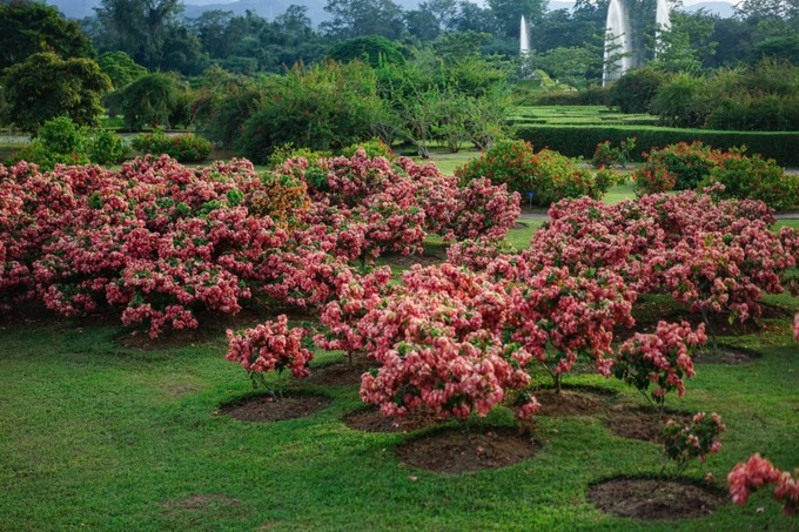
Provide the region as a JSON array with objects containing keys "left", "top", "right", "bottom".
[{"left": 2, "top": 222, "right": 798, "bottom": 530}]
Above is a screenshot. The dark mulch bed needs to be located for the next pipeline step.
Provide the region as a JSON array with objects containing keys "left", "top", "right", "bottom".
[
  {"left": 384, "top": 251, "right": 445, "bottom": 269},
  {"left": 396, "top": 427, "right": 539, "bottom": 473},
  {"left": 605, "top": 405, "right": 693, "bottom": 443},
  {"left": 220, "top": 392, "right": 331, "bottom": 423},
  {"left": 116, "top": 305, "right": 319, "bottom": 351},
  {"left": 614, "top": 302, "right": 793, "bottom": 342},
  {"left": 694, "top": 345, "right": 760, "bottom": 365},
  {"left": 588, "top": 477, "right": 725, "bottom": 520},
  {"left": 533, "top": 389, "right": 608, "bottom": 417},
  {"left": 305, "top": 362, "right": 374, "bottom": 387},
  {"left": 343, "top": 407, "right": 443, "bottom": 433}
]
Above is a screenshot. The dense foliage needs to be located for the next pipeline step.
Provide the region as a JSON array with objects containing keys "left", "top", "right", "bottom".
[
  {"left": 131, "top": 128, "right": 212, "bottom": 163},
  {"left": 455, "top": 140, "right": 611, "bottom": 205}
]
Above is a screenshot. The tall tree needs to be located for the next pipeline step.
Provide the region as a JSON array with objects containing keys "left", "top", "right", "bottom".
[
  {"left": 321, "top": 0, "right": 407, "bottom": 40},
  {"left": 1, "top": 52, "right": 111, "bottom": 131},
  {"left": 0, "top": 1, "right": 94, "bottom": 69},
  {"left": 93, "top": 0, "right": 186, "bottom": 70},
  {"left": 487, "top": 0, "right": 546, "bottom": 39}
]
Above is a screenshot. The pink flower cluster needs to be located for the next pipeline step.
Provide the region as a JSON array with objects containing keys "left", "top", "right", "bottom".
[
  {"left": 614, "top": 321, "right": 707, "bottom": 403},
  {"left": 226, "top": 314, "right": 314, "bottom": 382},
  {"left": 0, "top": 157, "right": 296, "bottom": 336},
  {"left": 661, "top": 412, "right": 724, "bottom": 472},
  {"left": 504, "top": 189, "right": 798, "bottom": 323},
  {"left": 729, "top": 454, "right": 799, "bottom": 515},
  {"left": 279, "top": 149, "right": 520, "bottom": 253}
]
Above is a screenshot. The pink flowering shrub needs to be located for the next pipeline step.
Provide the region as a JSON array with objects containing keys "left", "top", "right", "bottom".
[
  {"left": 729, "top": 454, "right": 799, "bottom": 515},
  {"left": 0, "top": 156, "right": 309, "bottom": 336},
  {"left": 507, "top": 265, "right": 636, "bottom": 391},
  {"left": 278, "top": 149, "right": 519, "bottom": 251},
  {"left": 613, "top": 321, "right": 707, "bottom": 405},
  {"left": 661, "top": 412, "right": 724, "bottom": 475},
  {"left": 521, "top": 189, "right": 797, "bottom": 325},
  {"left": 794, "top": 314, "right": 799, "bottom": 341},
  {"left": 226, "top": 315, "right": 314, "bottom": 395}
]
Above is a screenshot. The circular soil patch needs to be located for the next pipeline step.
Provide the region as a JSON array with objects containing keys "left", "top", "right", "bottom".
[
  {"left": 396, "top": 427, "right": 539, "bottom": 473},
  {"left": 534, "top": 389, "right": 607, "bottom": 417},
  {"left": 588, "top": 477, "right": 725, "bottom": 520},
  {"left": 220, "top": 392, "right": 331, "bottom": 423},
  {"left": 694, "top": 345, "right": 760, "bottom": 365},
  {"left": 605, "top": 405, "right": 692, "bottom": 443},
  {"left": 385, "top": 251, "right": 445, "bottom": 269},
  {"left": 615, "top": 303, "right": 793, "bottom": 341},
  {"left": 305, "top": 362, "right": 373, "bottom": 387},
  {"left": 343, "top": 407, "right": 442, "bottom": 433}
]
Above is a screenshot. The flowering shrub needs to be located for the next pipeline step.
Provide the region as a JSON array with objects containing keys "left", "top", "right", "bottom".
[
  {"left": 0, "top": 156, "right": 311, "bottom": 336},
  {"left": 508, "top": 265, "right": 636, "bottom": 390},
  {"left": 131, "top": 128, "right": 212, "bottom": 163},
  {"left": 661, "top": 412, "right": 724, "bottom": 475},
  {"left": 613, "top": 321, "right": 707, "bottom": 405},
  {"left": 591, "top": 137, "right": 636, "bottom": 168},
  {"left": 226, "top": 315, "right": 314, "bottom": 395},
  {"left": 729, "top": 454, "right": 799, "bottom": 515},
  {"left": 593, "top": 167, "right": 625, "bottom": 196},
  {"left": 794, "top": 314, "right": 799, "bottom": 341},
  {"left": 278, "top": 149, "right": 519, "bottom": 250},
  {"left": 703, "top": 151, "right": 799, "bottom": 211},
  {"left": 454, "top": 140, "right": 600, "bottom": 205},
  {"left": 633, "top": 142, "right": 722, "bottom": 194}
]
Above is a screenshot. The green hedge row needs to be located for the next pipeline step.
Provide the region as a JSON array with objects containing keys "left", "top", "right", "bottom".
[{"left": 515, "top": 125, "right": 799, "bottom": 166}]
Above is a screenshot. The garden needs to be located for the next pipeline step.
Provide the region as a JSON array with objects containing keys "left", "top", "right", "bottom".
[{"left": 1, "top": 138, "right": 798, "bottom": 529}]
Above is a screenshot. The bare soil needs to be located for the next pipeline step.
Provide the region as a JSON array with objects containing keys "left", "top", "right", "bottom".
[
  {"left": 220, "top": 392, "right": 331, "bottom": 423},
  {"left": 343, "top": 407, "right": 443, "bottom": 433},
  {"left": 614, "top": 301, "right": 792, "bottom": 342},
  {"left": 587, "top": 477, "right": 725, "bottom": 520},
  {"left": 533, "top": 389, "right": 608, "bottom": 417},
  {"left": 395, "top": 427, "right": 539, "bottom": 473},
  {"left": 305, "top": 362, "right": 374, "bottom": 387},
  {"left": 605, "top": 405, "right": 693, "bottom": 443},
  {"left": 116, "top": 305, "right": 319, "bottom": 351}
]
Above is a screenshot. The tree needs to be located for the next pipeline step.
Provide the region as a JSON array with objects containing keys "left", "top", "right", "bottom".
[
  {"left": 1, "top": 52, "right": 111, "bottom": 132},
  {"left": 328, "top": 35, "right": 409, "bottom": 67},
  {"left": 98, "top": 51, "right": 147, "bottom": 89},
  {"left": 487, "top": 0, "right": 546, "bottom": 39},
  {"left": 321, "top": 0, "right": 407, "bottom": 40},
  {"left": 0, "top": 1, "right": 95, "bottom": 69},
  {"left": 115, "top": 72, "right": 188, "bottom": 130},
  {"left": 93, "top": 0, "right": 186, "bottom": 71}
]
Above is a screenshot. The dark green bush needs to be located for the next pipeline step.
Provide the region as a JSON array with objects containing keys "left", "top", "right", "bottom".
[
  {"left": 88, "top": 129, "right": 129, "bottom": 165},
  {"left": 6, "top": 116, "right": 88, "bottom": 169},
  {"left": 609, "top": 68, "right": 667, "bottom": 114},
  {"left": 116, "top": 73, "right": 189, "bottom": 131},
  {"left": 238, "top": 62, "right": 381, "bottom": 164},
  {"left": 702, "top": 151, "right": 798, "bottom": 211}
]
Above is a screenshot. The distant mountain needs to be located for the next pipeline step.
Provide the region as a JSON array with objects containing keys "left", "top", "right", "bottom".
[
  {"left": 47, "top": 0, "right": 422, "bottom": 21},
  {"left": 680, "top": 1, "right": 736, "bottom": 18},
  {"left": 46, "top": 0, "right": 737, "bottom": 23}
]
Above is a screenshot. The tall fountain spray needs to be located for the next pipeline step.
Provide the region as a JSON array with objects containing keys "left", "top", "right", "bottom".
[
  {"left": 655, "top": 0, "right": 672, "bottom": 55},
  {"left": 520, "top": 15, "right": 531, "bottom": 56},
  {"left": 603, "top": 0, "right": 633, "bottom": 85}
]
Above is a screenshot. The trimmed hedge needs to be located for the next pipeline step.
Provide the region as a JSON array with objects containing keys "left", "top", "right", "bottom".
[{"left": 515, "top": 125, "right": 799, "bottom": 166}]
